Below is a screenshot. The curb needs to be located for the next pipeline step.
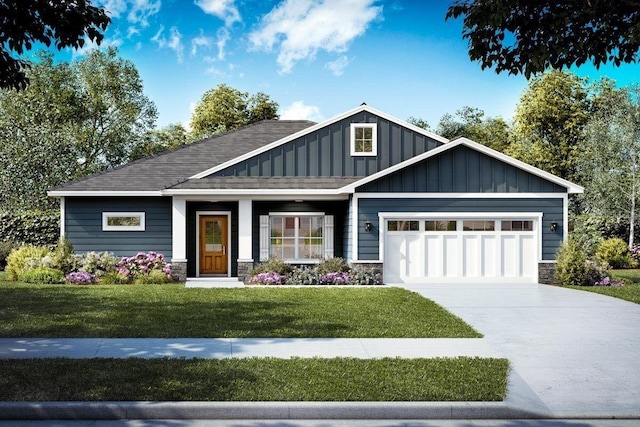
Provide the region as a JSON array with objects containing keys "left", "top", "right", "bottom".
[{"left": 0, "top": 401, "right": 548, "bottom": 420}]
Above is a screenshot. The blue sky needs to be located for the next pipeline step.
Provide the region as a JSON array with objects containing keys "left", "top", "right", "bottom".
[{"left": 56, "top": 0, "right": 640, "bottom": 129}]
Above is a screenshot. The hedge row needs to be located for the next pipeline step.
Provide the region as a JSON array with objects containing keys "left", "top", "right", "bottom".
[{"left": 0, "top": 211, "right": 59, "bottom": 247}]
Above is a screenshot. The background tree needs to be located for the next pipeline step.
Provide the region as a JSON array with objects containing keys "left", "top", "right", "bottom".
[
  {"left": 406, "top": 117, "right": 431, "bottom": 131},
  {"left": 506, "top": 70, "right": 590, "bottom": 181},
  {"left": 447, "top": 0, "right": 640, "bottom": 78},
  {"left": 0, "top": 48, "right": 157, "bottom": 211},
  {"left": 436, "top": 106, "right": 511, "bottom": 152},
  {"left": 130, "top": 123, "right": 191, "bottom": 161},
  {"left": 576, "top": 83, "right": 640, "bottom": 247},
  {"left": 0, "top": 0, "right": 110, "bottom": 90},
  {"left": 190, "top": 84, "right": 279, "bottom": 139}
]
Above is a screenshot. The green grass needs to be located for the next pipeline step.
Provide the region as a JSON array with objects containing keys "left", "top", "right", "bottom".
[
  {"left": 566, "top": 269, "right": 640, "bottom": 305},
  {"left": 0, "top": 273, "right": 480, "bottom": 338},
  {"left": 0, "top": 357, "right": 509, "bottom": 402}
]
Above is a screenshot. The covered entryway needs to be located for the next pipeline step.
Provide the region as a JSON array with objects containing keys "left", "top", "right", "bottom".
[{"left": 383, "top": 214, "right": 540, "bottom": 284}]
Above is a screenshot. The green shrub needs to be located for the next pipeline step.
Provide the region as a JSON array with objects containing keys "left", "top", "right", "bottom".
[
  {"left": 50, "top": 237, "right": 75, "bottom": 273},
  {"left": 0, "top": 210, "right": 59, "bottom": 248},
  {"left": 5, "top": 245, "right": 52, "bottom": 281},
  {"left": 316, "top": 257, "right": 350, "bottom": 275},
  {"left": 556, "top": 239, "right": 587, "bottom": 286},
  {"left": 250, "top": 257, "right": 294, "bottom": 276},
  {"left": 19, "top": 266, "right": 65, "bottom": 284},
  {"left": 350, "top": 266, "right": 383, "bottom": 286},
  {"left": 98, "top": 271, "right": 131, "bottom": 285},
  {"left": 133, "top": 269, "right": 174, "bottom": 284},
  {"left": 595, "top": 238, "right": 635, "bottom": 269},
  {"left": 74, "top": 251, "right": 119, "bottom": 277},
  {"left": 289, "top": 267, "right": 321, "bottom": 285},
  {"left": 0, "top": 240, "right": 18, "bottom": 271}
]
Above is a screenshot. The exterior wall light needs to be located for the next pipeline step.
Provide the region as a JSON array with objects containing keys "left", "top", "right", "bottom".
[
  {"left": 550, "top": 222, "right": 558, "bottom": 232},
  {"left": 365, "top": 220, "right": 373, "bottom": 232}
]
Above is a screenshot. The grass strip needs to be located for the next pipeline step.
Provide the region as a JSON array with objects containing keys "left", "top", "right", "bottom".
[
  {"left": 0, "top": 279, "right": 480, "bottom": 338},
  {"left": 567, "top": 282, "right": 640, "bottom": 305},
  {"left": 0, "top": 357, "right": 509, "bottom": 402}
]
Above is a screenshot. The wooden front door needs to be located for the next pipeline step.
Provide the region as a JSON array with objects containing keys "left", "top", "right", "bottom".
[{"left": 199, "top": 215, "right": 228, "bottom": 275}]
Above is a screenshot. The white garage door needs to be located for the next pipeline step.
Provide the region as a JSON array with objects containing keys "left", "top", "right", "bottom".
[{"left": 384, "top": 217, "right": 538, "bottom": 284}]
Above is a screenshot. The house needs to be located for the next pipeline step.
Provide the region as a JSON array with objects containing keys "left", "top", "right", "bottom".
[{"left": 48, "top": 104, "right": 583, "bottom": 284}]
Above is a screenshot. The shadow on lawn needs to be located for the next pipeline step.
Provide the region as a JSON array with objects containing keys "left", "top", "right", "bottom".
[{"left": 0, "top": 285, "right": 350, "bottom": 338}]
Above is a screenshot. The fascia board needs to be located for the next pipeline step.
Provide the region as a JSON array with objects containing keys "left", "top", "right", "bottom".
[
  {"left": 189, "top": 104, "right": 450, "bottom": 180},
  {"left": 47, "top": 190, "right": 163, "bottom": 197}
]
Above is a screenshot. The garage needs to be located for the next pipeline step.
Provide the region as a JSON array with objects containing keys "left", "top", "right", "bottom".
[{"left": 383, "top": 214, "right": 540, "bottom": 284}]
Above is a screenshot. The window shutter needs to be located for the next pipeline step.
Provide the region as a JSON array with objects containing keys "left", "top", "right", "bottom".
[
  {"left": 259, "top": 215, "right": 269, "bottom": 261},
  {"left": 324, "top": 215, "right": 334, "bottom": 259}
]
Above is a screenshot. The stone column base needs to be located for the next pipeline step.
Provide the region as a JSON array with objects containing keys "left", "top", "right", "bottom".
[
  {"left": 350, "top": 262, "right": 383, "bottom": 275},
  {"left": 538, "top": 262, "right": 556, "bottom": 284},
  {"left": 171, "top": 261, "right": 187, "bottom": 282},
  {"left": 237, "top": 261, "right": 254, "bottom": 283}
]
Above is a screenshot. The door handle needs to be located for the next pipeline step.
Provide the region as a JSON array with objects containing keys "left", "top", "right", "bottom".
[{"left": 222, "top": 246, "right": 226, "bottom": 255}]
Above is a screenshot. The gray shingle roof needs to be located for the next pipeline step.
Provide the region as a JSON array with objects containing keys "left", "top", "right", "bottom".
[
  {"left": 51, "top": 120, "right": 316, "bottom": 192},
  {"left": 168, "top": 176, "right": 361, "bottom": 190}
]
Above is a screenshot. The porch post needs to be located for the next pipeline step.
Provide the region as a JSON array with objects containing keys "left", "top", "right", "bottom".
[
  {"left": 171, "top": 197, "right": 188, "bottom": 281},
  {"left": 237, "top": 199, "right": 253, "bottom": 281}
]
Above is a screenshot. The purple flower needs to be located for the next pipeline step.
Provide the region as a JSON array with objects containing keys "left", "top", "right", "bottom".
[
  {"left": 320, "top": 272, "right": 351, "bottom": 285},
  {"left": 66, "top": 272, "right": 95, "bottom": 285},
  {"left": 249, "top": 272, "right": 285, "bottom": 285}
]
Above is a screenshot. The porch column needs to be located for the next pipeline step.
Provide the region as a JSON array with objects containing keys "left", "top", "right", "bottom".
[
  {"left": 237, "top": 199, "right": 253, "bottom": 281},
  {"left": 171, "top": 198, "right": 187, "bottom": 281}
]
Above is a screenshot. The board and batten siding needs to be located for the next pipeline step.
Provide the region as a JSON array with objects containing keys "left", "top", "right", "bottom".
[
  {"left": 64, "top": 197, "right": 172, "bottom": 258},
  {"left": 357, "top": 146, "right": 566, "bottom": 193},
  {"left": 211, "top": 111, "right": 443, "bottom": 178},
  {"left": 356, "top": 198, "right": 564, "bottom": 261}
]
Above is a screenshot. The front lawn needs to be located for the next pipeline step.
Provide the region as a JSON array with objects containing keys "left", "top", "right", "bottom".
[
  {"left": 0, "top": 273, "right": 480, "bottom": 338},
  {"left": 567, "top": 270, "right": 640, "bottom": 305},
  {"left": 0, "top": 357, "right": 509, "bottom": 402}
]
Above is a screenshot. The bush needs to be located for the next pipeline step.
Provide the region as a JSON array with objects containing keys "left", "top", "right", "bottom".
[
  {"left": 0, "top": 210, "right": 59, "bottom": 248},
  {"left": 320, "top": 271, "right": 351, "bottom": 285},
  {"left": 595, "top": 238, "right": 635, "bottom": 269},
  {"left": 556, "top": 239, "right": 588, "bottom": 286},
  {"left": 5, "top": 245, "right": 52, "bottom": 281},
  {"left": 316, "top": 257, "right": 350, "bottom": 275},
  {"left": 133, "top": 269, "right": 174, "bottom": 284},
  {"left": 50, "top": 237, "right": 75, "bottom": 273},
  {"left": 248, "top": 272, "right": 286, "bottom": 285},
  {"left": 20, "top": 266, "right": 65, "bottom": 284},
  {"left": 0, "top": 240, "right": 18, "bottom": 271},
  {"left": 250, "top": 257, "right": 294, "bottom": 276},
  {"left": 98, "top": 271, "right": 130, "bottom": 285},
  {"left": 289, "top": 267, "right": 321, "bottom": 285},
  {"left": 66, "top": 271, "right": 96, "bottom": 285},
  {"left": 349, "top": 266, "right": 383, "bottom": 286},
  {"left": 117, "top": 252, "right": 172, "bottom": 281},
  {"left": 74, "top": 251, "right": 119, "bottom": 277}
]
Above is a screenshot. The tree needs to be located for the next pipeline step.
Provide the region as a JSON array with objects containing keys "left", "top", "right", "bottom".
[
  {"left": 506, "top": 70, "right": 590, "bottom": 181},
  {"left": 0, "top": 0, "right": 110, "bottom": 90},
  {"left": 190, "top": 84, "right": 279, "bottom": 139},
  {"left": 436, "top": 106, "right": 511, "bottom": 152},
  {"left": 130, "top": 124, "right": 191, "bottom": 161},
  {"left": 0, "top": 48, "right": 157, "bottom": 211},
  {"left": 406, "top": 116, "right": 431, "bottom": 131},
  {"left": 446, "top": 0, "right": 640, "bottom": 78},
  {"left": 576, "top": 82, "right": 640, "bottom": 247}
]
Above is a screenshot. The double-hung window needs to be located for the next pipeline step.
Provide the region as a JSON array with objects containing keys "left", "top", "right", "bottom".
[
  {"left": 260, "top": 213, "right": 334, "bottom": 262},
  {"left": 350, "top": 123, "right": 377, "bottom": 156}
]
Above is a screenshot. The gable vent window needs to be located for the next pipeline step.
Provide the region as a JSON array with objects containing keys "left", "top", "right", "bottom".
[{"left": 350, "top": 123, "right": 377, "bottom": 156}]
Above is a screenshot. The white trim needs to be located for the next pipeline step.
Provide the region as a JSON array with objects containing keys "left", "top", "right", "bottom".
[
  {"left": 59, "top": 197, "right": 65, "bottom": 237},
  {"left": 339, "top": 137, "right": 584, "bottom": 194},
  {"left": 48, "top": 191, "right": 162, "bottom": 197},
  {"left": 350, "top": 123, "right": 377, "bottom": 156},
  {"left": 238, "top": 199, "right": 253, "bottom": 262},
  {"left": 351, "top": 195, "right": 358, "bottom": 262},
  {"left": 170, "top": 194, "right": 349, "bottom": 201},
  {"left": 353, "top": 192, "right": 568, "bottom": 199},
  {"left": 269, "top": 211, "right": 324, "bottom": 216},
  {"left": 349, "top": 259, "right": 382, "bottom": 264},
  {"left": 102, "top": 212, "right": 145, "bottom": 231},
  {"left": 195, "top": 211, "right": 232, "bottom": 278},
  {"left": 189, "top": 104, "right": 449, "bottom": 179},
  {"left": 171, "top": 198, "right": 187, "bottom": 261},
  {"left": 162, "top": 189, "right": 348, "bottom": 196},
  {"left": 563, "top": 194, "right": 569, "bottom": 242}
]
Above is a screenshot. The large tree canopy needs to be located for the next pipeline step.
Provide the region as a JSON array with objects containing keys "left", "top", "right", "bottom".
[
  {"left": 436, "top": 106, "right": 511, "bottom": 152},
  {"left": 190, "top": 84, "right": 279, "bottom": 139},
  {"left": 0, "top": 0, "right": 110, "bottom": 90},
  {"left": 0, "top": 48, "right": 157, "bottom": 211},
  {"left": 447, "top": 0, "right": 640, "bottom": 78}
]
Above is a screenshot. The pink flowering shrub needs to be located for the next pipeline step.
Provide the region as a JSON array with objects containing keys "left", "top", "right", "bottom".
[
  {"left": 249, "top": 272, "right": 285, "bottom": 285},
  {"left": 320, "top": 271, "right": 351, "bottom": 285},
  {"left": 66, "top": 271, "right": 96, "bottom": 285},
  {"left": 117, "top": 252, "right": 172, "bottom": 282}
]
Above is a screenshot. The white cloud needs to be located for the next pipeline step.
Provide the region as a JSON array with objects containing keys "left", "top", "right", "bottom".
[
  {"left": 152, "top": 25, "right": 184, "bottom": 62},
  {"left": 249, "top": 0, "right": 382, "bottom": 73},
  {"left": 280, "top": 101, "right": 323, "bottom": 122},
  {"left": 127, "top": 0, "right": 161, "bottom": 27},
  {"left": 326, "top": 55, "right": 349, "bottom": 76},
  {"left": 100, "top": 0, "right": 128, "bottom": 18},
  {"left": 72, "top": 36, "right": 123, "bottom": 58},
  {"left": 216, "top": 28, "right": 231, "bottom": 60},
  {"left": 191, "top": 31, "right": 214, "bottom": 56},
  {"left": 194, "top": 0, "right": 241, "bottom": 26}
]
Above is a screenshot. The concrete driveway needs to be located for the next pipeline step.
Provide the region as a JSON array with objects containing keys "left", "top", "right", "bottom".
[{"left": 401, "top": 282, "right": 640, "bottom": 418}]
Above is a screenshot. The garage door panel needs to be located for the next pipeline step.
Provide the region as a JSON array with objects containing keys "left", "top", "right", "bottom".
[
  {"left": 482, "top": 235, "right": 496, "bottom": 277},
  {"left": 521, "top": 235, "right": 536, "bottom": 277},
  {"left": 425, "top": 235, "right": 441, "bottom": 277},
  {"left": 463, "top": 235, "right": 479, "bottom": 278},
  {"left": 443, "top": 235, "right": 458, "bottom": 277},
  {"left": 406, "top": 235, "right": 423, "bottom": 278},
  {"left": 501, "top": 235, "right": 517, "bottom": 277}
]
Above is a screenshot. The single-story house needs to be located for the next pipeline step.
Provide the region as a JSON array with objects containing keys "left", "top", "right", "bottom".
[{"left": 48, "top": 104, "right": 583, "bottom": 284}]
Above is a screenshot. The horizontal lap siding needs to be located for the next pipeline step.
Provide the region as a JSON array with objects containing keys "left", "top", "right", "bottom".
[
  {"left": 357, "top": 198, "right": 564, "bottom": 261},
  {"left": 358, "top": 146, "right": 566, "bottom": 193},
  {"left": 65, "top": 197, "right": 172, "bottom": 258},
  {"left": 213, "top": 112, "right": 442, "bottom": 178}
]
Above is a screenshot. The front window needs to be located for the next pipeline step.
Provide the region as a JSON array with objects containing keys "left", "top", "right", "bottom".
[
  {"left": 102, "top": 212, "right": 145, "bottom": 231},
  {"left": 270, "top": 215, "right": 324, "bottom": 260},
  {"left": 350, "top": 123, "right": 377, "bottom": 156}
]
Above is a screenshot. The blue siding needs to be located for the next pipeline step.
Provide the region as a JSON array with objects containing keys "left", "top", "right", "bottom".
[
  {"left": 213, "top": 111, "right": 443, "bottom": 178},
  {"left": 358, "top": 146, "right": 566, "bottom": 193},
  {"left": 357, "top": 198, "right": 564, "bottom": 261},
  {"left": 65, "top": 197, "right": 172, "bottom": 258}
]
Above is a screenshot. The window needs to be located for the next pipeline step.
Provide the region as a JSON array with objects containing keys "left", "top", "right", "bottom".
[
  {"left": 350, "top": 123, "right": 377, "bottom": 156},
  {"left": 269, "top": 215, "right": 324, "bottom": 260},
  {"left": 425, "top": 220, "right": 457, "bottom": 231},
  {"left": 501, "top": 220, "right": 533, "bottom": 231},
  {"left": 102, "top": 212, "right": 145, "bottom": 231},
  {"left": 462, "top": 220, "right": 495, "bottom": 231},
  {"left": 387, "top": 220, "right": 419, "bottom": 231}
]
